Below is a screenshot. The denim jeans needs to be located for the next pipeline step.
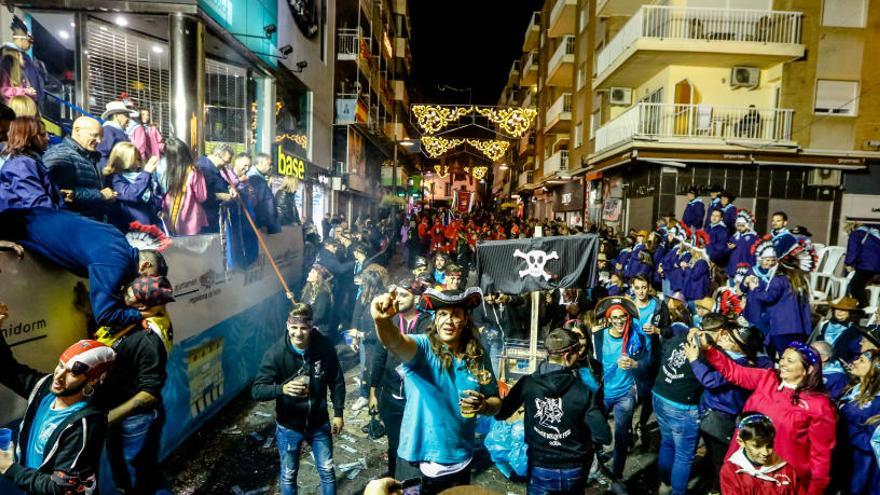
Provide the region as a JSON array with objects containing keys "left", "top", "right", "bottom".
[
  {"left": 604, "top": 386, "right": 637, "bottom": 479},
  {"left": 276, "top": 422, "right": 335, "bottom": 495},
  {"left": 528, "top": 466, "right": 585, "bottom": 495},
  {"left": 105, "top": 407, "right": 170, "bottom": 494},
  {"left": 653, "top": 395, "right": 700, "bottom": 495}
]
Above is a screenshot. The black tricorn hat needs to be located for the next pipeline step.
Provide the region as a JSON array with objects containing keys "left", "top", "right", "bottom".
[
  {"left": 860, "top": 326, "right": 880, "bottom": 350},
  {"left": 419, "top": 287, "right": 482, "bottom": 311},
  {"left": 595, "top": 296, "right": 638, "bottom": 318}
]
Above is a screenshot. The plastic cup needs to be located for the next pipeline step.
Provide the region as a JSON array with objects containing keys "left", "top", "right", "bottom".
[
  {"left": 459, "top": 390, "right": 476, "bottom": 419},
  {"left": 0, "top": 428, "right": 12, "bottom": 451},
  {"left": 293, "top": 375, "right": 310, "bottom": 396}
]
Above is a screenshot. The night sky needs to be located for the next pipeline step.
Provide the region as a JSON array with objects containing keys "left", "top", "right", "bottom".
[{"left": 409, "top": 0, "right": 543, "bottom": 106}]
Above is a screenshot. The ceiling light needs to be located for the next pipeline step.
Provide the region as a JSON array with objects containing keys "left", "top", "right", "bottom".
[
  {"left": 152, "top": 45, "right": 164, "bottom": 54},
  {"left": 400, "top": 140, "right": 416, "bottom": 147},
  {"left": 99, "top": 26, "right": 108, "bottom": 31},
  {"left": 58, "top": 30, "right": 70, "bottom": 40},
  {"left": 115, "top": 16, "right": 128, "bottom": 27},
  {"left": 499, "top": 163, "right": 509, "bottom": 170},
  {"left": 70, "top": 22, "right": 76, "bottom": 27}
]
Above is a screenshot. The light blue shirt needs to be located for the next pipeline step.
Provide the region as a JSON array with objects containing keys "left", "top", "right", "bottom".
[
  {"left": 822, "top": 321, "right": 848, "bottom": 345},
  {"left": 602, "top": 331, "right": 634, "bottom": 401},
  {"left": 397, "top": 334, "right": 498, "bottom": 464},
  {"left": 637, "top": 298, "right": 658, "bottom": 354},
  {"left": 26, "top": 394, "right": 86, "bottom": 469}
]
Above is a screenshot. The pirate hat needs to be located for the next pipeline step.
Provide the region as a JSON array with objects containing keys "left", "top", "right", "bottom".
[
  {"left": 860, "top": 326, "right": 880, "bottom": 350},
  {"left": 419, "top": 287, "right": 483, "bottom": 311},
  {"left": 595, "top": 296, "right": 638, "bottom": 318},
  {"left": 10, "top": 16, "right": 29, "bottom": 37},
  {"left": 829, "top": 296, "right": 860, "bottom": 312}
]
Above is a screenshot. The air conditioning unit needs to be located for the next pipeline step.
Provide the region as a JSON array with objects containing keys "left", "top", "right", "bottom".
[
  {"left": 808, "top": 168, "right": 841, "bottom": 187},
  {"left": 609, "top": 87, "right": 632, "bottom": 106},
  {"left": 730, "top": 67, "right": 760, "bottom": 89}
]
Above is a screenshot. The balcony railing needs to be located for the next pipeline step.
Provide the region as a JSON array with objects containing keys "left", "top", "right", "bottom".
[
  {"left": 524, "top": 50, "right": 539, "bottom": 71},
  {"left": 545, "top": 149, "right": 570, "bottom": 173},
  {"left": 549, "top": 36, "right": 576, "bottom": 73},
  {"left": 549, "top": 0, "right": 577, "bottom": 36},
  {"left": 596, "top": 6, "right": 803, "bottom": 76},
  {"left": 337, "top": 28, "right": 360, "bottom": 59},
  {"left": 594, "top": 102, "right": 794, "bottom": 153},
  {"left": 547, "top": 93, "right": 573, "bottom": 127}
]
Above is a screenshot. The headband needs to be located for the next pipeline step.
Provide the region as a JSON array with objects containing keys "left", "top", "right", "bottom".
[
  {"left": 738, "top": 413, "right": 772, "bottom": 431},
  {"left": 787, "top": 341, "right": 819, "bottom": 366},
  {"left": 604, "top": 304, "right": 628, "bottom": 319},
  {"left": 287, "top": 315, "right": 312, "bottom": 326}
]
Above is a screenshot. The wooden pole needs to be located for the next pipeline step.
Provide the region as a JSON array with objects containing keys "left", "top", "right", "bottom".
[
  {"left": 234, "top": 195, "right": 294, "bottom": 301},
  {"left": 529, "top": 226, "right": 542, "bottom": 372}
]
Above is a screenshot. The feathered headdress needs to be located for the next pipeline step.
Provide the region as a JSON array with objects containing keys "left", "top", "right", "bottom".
[
  {"left": 125, "top": 222, "right": 172, "bottom": 252},
  {"left": 719, "top": 289, "right": 744, "bottom": 315},
  {"left": 750, "top": 235, "right": 777, "bottom": 260},
  {"left": 735, "top": 209, "right": 755, "bottom": 230},
  {"left": 692, "top": 229, "right": 710, "bottom": 250},
  {"left": 778, "top": 238, "right": 819, "bottom": 273},
  {"left": 676, "top": 221, "right": 692, "bottom": 243}
]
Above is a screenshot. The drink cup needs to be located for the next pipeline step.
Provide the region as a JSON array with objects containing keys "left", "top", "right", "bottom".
[
  {"left": 293, "top": 375, "right": 310, "bottom": 396},
  {"left": 0, "top": 428, "right": 12, "bottom": 451},
  {"left": 459, "top": 390, "right": 477, "bottom": 419}
]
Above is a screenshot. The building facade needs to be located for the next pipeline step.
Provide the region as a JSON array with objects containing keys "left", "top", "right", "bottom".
[
  {"left": 332, "top": 0, "right": 418, "bottom": 221},
  {"left": 1, "top": 0, "right": 338, "bottom": 226},
  {"left": 501, "top": 0, "right": 880, "bottom": 245}
]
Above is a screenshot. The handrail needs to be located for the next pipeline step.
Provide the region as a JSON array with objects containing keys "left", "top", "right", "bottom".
[{"left": 45, "top": 92, "right": 102, "bottom": 122}]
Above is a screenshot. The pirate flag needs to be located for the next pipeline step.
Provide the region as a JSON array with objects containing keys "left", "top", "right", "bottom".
[{"left": 476, "top": 234, "right": 599, "bottom": 295}]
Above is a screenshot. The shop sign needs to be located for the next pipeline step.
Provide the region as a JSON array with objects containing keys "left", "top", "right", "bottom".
[
  {"left": 336, "top": 99, "right": 356, "bottom": 124},
  {"left": 554, "top": 181, "right": 584, "bottom": 212},
  {"left": 276, "top": 144, "right": 311, "bottom": 180}
]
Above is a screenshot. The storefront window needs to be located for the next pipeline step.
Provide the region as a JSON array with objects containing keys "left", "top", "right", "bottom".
[
  {"left": 25, "top": 13, "right": 77, "bottom": 124},
  {"left": 85, "top": 18, "right": 169, "bottom": 131},
  {"left": 206, "top": 59, "right": 248, "bottom": 151}
]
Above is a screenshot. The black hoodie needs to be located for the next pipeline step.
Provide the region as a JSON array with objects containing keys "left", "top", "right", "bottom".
[
  {"left": 251, "top": 330, "right": 346, "bottom": 431},
  {"left": 496, "top": 362, "right": 611, "bottom": 469},
  {"left": 0, "top": 338, "right": 107, "bottom": 495}
]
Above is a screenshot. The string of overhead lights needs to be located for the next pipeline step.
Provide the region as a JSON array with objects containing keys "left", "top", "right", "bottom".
[
  {"left": 410, "top": 104, "right": 537, "bottom": 138},
  {"left": 465, "top": 139, "right": 509, "bottom": 162},
  {"left": 422, "top": 137, "right": 465, "bottom": 158},
  {"left": 419, "top": 136, "right": 510, "bottom": 161}
]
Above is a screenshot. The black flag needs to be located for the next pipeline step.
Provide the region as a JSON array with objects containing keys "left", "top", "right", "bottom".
[{"left": 476, "top": 234, "right": 599, "bottom": 295}]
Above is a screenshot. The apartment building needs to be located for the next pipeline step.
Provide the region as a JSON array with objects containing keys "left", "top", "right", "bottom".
[
  {"left": 503, "top": 0, "right": 880, "bottom": 244},
  {"left": 334, "top": 0, "right": 418, "bottom": 219}
]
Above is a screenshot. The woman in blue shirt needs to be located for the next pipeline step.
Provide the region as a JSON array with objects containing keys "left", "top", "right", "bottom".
[
  {"left": 370, "top": 287, "right": 500, "bottom": 494},
  {"left": 0, "top": 116, "right": 61, "bottom": 213},
  {"left": 838, "top": 350, "right": 880, "bottom": 495}
]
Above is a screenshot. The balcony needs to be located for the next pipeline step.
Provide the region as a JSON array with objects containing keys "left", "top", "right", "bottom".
[
  {"left": 523, "top": 11, "right": 541, "bottom": 51},
  {"left": 519, "top": 133, "right": 536, "bottom": 157},
  {"left": 549, "top": 0, "right": 577, "bottom": 38},
  {"left": 547, "top": 36, "right": 576, "bottom": 87},
  {"left": 392, "top": 80, "right": 409, "bottom": 108},
  {"left": 517, "top": 169, "right": 534, "bottom": 189},
  {"left": 594, "top": 6, "right": 804, "bottom": 89},
  {"left": 395, "top": 37, "right": 412, "bottom": 71},
  {"left": 521, "top": 50, "right": 539, "bottom": 85},
  {"left": 508, "top": 60, "right": 521, "bottom": 85},
  {"left": 597, "top": 0, "right": 646, "bottom": 17},
  {"left": 337, "top": 28, "right": 360, "bottom": 61},
  {"left": 545, "top": 149, "right": 570, "bottom": 175},
  {"left": 545, "top": 93, "right": 573, "bottom": 133},
  {"left": 594, "top": 102, "right": 795, "bottom": 154},
  {"left": 523, "top": 90, "right": 535, "bottom": 109}
]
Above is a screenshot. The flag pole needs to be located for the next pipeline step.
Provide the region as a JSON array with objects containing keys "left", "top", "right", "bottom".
[
  {"left": 529, "top": 226, "right": 542, "bottom": 372},
  {"left": 234, "top": 194, "right": 294, "bottom": 302}
]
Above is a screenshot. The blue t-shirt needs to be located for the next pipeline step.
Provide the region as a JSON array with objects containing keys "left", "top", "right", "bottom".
[
  {"left": 637, "top": 298, "right": 658, "bottom": 353},
  {"left": 26, "top": 394, "right": 87, "bottom": 469},
  {"left": 578, "top": 367, "right": 600, "bottom": 393},
  {"left": 398, "top": 334, "right": 499, "bottom": 464},
  {"left": 602, "top": 331, "right": 634, "bottom": 401}
]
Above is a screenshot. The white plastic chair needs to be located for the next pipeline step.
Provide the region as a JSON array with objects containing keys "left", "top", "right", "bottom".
[{"left": 810, "top": 246, "right": 847, "bottom": 304}]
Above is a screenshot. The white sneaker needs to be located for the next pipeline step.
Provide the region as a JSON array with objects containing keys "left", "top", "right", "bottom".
[{"left": 351, "top": 397, "right": 369, "bottom": 411}]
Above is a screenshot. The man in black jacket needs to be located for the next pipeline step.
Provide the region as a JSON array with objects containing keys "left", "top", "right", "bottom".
[
  {"left": 0, "top": 317, "right": 116, "bottom": 495},
  {"left": 496, "top": 328, "right": 611, "bottom": 494},
  {"left": 252, "top": 303, "right": 346, "bottom": 495}
]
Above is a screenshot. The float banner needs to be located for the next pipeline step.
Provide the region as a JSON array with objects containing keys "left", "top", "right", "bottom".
[{"left": 476, "top": 234, "right": 599, "bottom": 295}]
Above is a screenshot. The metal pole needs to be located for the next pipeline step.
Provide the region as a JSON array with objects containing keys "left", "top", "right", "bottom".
[
  {"left": 168, "top": 13, "right": 205, "bottom": 154},
  {"left": 74, "top": 13, "right": 90, "bottom": 113},
  {"left": 529, "top": 225, "right": 542, "bottom": 372}
]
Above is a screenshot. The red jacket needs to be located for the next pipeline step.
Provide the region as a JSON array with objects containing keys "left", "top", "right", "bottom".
[
  {"left": 706, "top": 347, "right": 836, "bottom": 495},
  {"left": 720, "top": 448, "right": 799, "bottom": 495}
]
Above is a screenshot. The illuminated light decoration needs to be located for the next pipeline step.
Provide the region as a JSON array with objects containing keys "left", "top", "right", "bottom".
[
  {"left": 421, "top": 136, "right": 464, "bottom": 158},
  {"left": 471, "top": 166, "right": 489, "bottom": 180},
  {"left": 433, "top": 165, "right": 450, "bottom": 178},
  {"left": 275, "top": 133, "right": 309, "bottom": 150},
  {"left": 412, "top": 105, "right": 472, "bottom": 135},
  {"left": 466, "top": 139, "right": 510, "bottom": 162},
  {"left": 474, "top": 107, "right": 538, "bottom": 138}
]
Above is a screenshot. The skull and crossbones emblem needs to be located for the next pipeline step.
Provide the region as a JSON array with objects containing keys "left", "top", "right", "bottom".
[{"left": 514, "top": 249, "right": 559, "bottom": 281}]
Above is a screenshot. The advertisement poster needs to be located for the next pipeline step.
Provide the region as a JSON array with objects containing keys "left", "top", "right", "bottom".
[
  {"left": 347, "top": 128, "right": 366, "bottom": 191},
  {"left": 602, "top": 198, "right": 622, "bottom": 222}
]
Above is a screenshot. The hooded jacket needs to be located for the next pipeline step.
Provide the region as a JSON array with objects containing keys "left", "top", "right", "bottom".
[
  {"left": 495, "top": 362, "right": 611, "bottom": 469},
  {"left": 251, "top": 331, "right": 346, "bottom": 431},
  {"left": 683, "top": 198, "right": 705, "bottom": 229},
  {"left": 0, "top": 339, "right": 106, "bottom": 495},
  {"left": 845, "top": 226, "right": 880, "bottom": 273},
  {"left": 97, "top": 121, "right": 130, "bottom": 169},
  {"left": 720, "top": 448, "right": 799, "bottom": 495}
]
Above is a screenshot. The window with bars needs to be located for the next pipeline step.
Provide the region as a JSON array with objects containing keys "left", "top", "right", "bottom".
[
  {"left": 86, "top": 20, "right": 169, "bottom": 132},
  {"left": 205, "top": 59, "right": 248, "bottom": 147}
]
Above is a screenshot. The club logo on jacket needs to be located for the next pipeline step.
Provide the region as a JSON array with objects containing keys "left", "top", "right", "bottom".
[{"left": 534, "top": 397, "right": 570, "bottom": 446}]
